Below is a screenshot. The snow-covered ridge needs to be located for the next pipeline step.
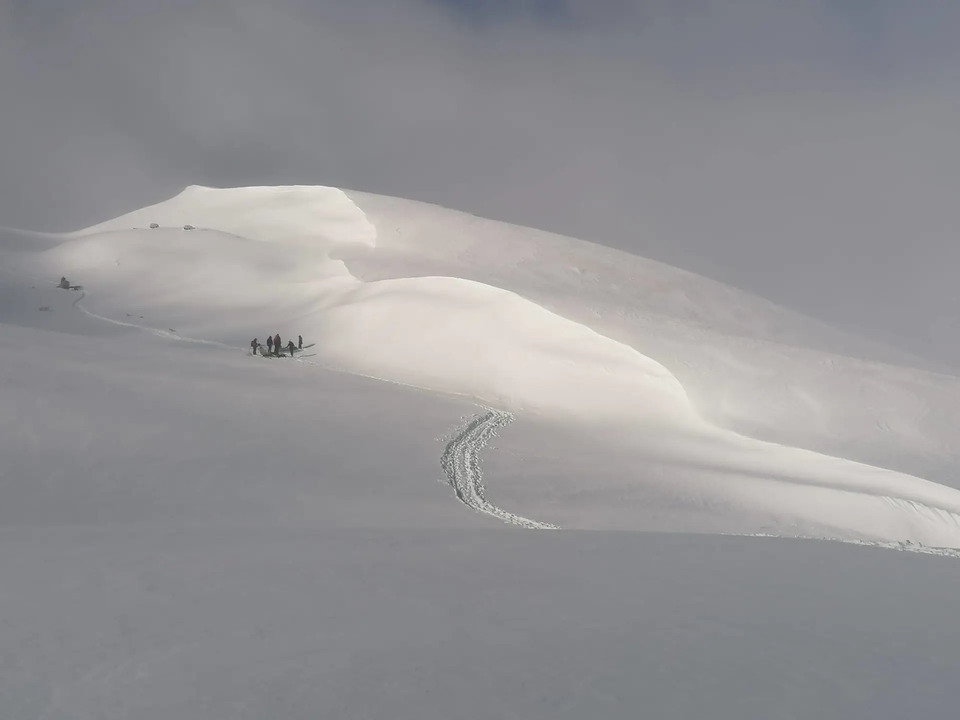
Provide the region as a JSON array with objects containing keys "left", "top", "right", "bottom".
[
  {"left": 42, "top": 185, "right": 700, "bottom": 423},
  {"left": 7, "top": 184, "right": 960, "bottom": 548},
  {"left": 81, "top": 184, "right": 378, "bottom": 249},
  {"left": 341, "top": 189, "right": 960, "bottom": 489}
]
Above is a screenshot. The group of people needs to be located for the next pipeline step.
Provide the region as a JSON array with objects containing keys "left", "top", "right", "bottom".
[{"left": 251, "top": 333, "right": 303, "bottom": 357}]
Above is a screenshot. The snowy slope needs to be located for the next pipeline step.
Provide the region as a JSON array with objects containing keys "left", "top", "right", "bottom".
[
  {"left": 10, "top": 184, "right": 958, "bottom": 548},
  {"left": 3, "top": 185, "right": 960, "bottom": 718},
  {"left": 344, "top": 190, "right": 960, "bottom": 486}
]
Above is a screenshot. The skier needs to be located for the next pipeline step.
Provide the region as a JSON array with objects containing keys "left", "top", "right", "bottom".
[
  {"left": 287, "top": 339, "right": 296, "bottom": 356},
  {"left": 250, "top": 338, "right": 259, "bottom": 355},
  {"left": 298, "top": 334, "right": 303, "bottom": 350},
  {"left": 274, "top": 333, "right": 281, "bottom": 356},
  {"left": 266, "top": 335, "right": 273, "bottom": 354},
  {"left": 58, "top": 276, "right": 70, "bottom": 289}
]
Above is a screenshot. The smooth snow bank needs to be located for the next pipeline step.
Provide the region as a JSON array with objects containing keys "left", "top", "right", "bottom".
[
  {"left": 10, "top": 184, "right": 960, "bottom": 548},
  {"left": 4, "top": 306, "right": 959, "bottom": 718},
  {"left": 344, "top": 190, "right": 960, "bottom": 488},
  {"left": 82, "top": 184, "right": 377, "bottom": 249},
  {"left": 26, "top": 229, "right": 694, "bottom": 422},
  {"left": 316, "top": 275, "right": 695, "bottom": 421},
  {"left": 343, "top": 190, "right": 915, "bottom": 361}
]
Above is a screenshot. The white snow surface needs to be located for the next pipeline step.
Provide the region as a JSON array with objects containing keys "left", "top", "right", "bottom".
[
  {"left": 3, "top": 185, "right": 960, "bottom": 718},
  {"left": 16, "top": 183, "right": 960, "bottom": 547}
]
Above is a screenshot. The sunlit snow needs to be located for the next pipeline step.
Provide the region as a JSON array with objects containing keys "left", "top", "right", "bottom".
[{"left": 3, "top": 185, "right": 959, "bottom": 718}]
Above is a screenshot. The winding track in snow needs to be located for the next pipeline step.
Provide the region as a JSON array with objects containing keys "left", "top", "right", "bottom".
[
  {"left": 71, "top": 289, "right": 234, "bottom": 349},
  {"left": 441, "top": 409, "right": 559, "bottom": 530},
  {"left": 69, "top": 287, "right": 555, "bottom": 529},
  {"left": 66, "top": 287, "right": 960, "bottom": 552}
]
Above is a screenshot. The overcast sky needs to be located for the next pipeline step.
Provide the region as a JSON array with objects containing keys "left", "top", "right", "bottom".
[{"left": 2, "top": 0, "right": 959, "bottom": 364}]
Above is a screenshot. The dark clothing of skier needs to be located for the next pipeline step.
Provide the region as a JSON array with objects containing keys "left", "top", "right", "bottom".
[
  {"left": 287, "top": 340, "right": 295, "bottom": 356},
  {"left": 274, "top": 334, "right": 281, "bottom": 355},
  {"left": 298, "top": 335, "right": 303, "bottom": 349},
  {"left": 250, "top": 338, "right": 259, "bottom": 355},
  {"left": 266, "top": 336, "right": 273, "bottom": 353}
]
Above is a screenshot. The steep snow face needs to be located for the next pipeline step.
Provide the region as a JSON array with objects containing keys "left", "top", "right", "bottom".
[
  {"left": 5, "top": 186, "right": 960, "bottom": 720},
  {"left": 315, "top": 275, "right": 695, "bottom": 422},
  {"left": 21, "top": 185, "right": 699, "bottom": 423},
  {"left": 8, "top": 184, "right": 960, "bottom": 548},
  {"left": 342, "top": 190, "right": 960, "bottom": 488},
  {"left": 343, "top": 190, "right": 909, "bottom": 359}
]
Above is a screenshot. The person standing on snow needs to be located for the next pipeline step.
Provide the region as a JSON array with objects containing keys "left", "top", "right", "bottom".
[
  {"left": 287, "top": 339, "right": 296, "bottom": 356},
  {"left": 266, "top": 335, "right": 273, "bottom": 354},
  {"left": 250, "top": 338, "right": 259, "bottom": 355},
  {"left": 298, "top": 335, "right": 303, "bottom": 350},
  {"left": 274, "top": 333, "right": 281, "bottom": 356}
]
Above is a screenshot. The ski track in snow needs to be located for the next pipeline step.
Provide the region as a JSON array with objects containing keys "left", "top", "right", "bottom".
[
  {"left": 66, "top": 286, "right": 960, "bottom": 554},
  {"left": 441, "top": 409, "right": 559, "bottom": 530},
  {"left": 71, "top": 290, "right": 554, "bottom": 530},
  {"left": 72, "top": 290, "right": 234, "bottom": 349}
]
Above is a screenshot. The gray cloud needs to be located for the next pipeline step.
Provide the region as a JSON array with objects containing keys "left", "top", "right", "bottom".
[{"left": 2, "top": 0, "right": 959, "bottom": 365}]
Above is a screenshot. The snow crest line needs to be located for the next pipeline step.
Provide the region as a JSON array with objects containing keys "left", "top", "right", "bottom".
[{"left": 441, "top": 409, "right": 559, "bottom": 530}]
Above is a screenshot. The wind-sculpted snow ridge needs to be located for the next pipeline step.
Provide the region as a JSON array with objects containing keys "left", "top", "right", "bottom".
[
  {"left": 14, "top": 184, "right": 960, "bottom": 550},
  {"left": 80, "top": 184, "right": 378, "bottom": 250},
  {"left": 441, "top": 409, "right": 559, "bottom": 530}
]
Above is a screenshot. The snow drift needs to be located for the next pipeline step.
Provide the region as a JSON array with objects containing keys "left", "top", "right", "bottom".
[
  {"left": 5, "top": 184, "right": 960, "bottom": 549},
  {"left": 6, "top": 184, "right": 960, "bottom": 719}
]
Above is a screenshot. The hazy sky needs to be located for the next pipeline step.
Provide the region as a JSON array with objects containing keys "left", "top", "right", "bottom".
[{"left": 2, "top": 0, "right": 959, "bottom": 364}]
